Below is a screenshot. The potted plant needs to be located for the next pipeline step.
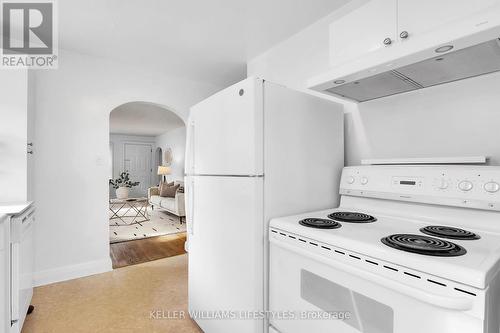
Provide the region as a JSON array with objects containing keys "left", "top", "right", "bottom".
[{"left": 109, "top": 171, "right": 140, "bottom": 199}]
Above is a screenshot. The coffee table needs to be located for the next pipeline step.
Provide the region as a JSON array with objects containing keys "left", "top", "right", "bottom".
[{"left": 109, "top": 197, "right": 149, "bottom": 225}]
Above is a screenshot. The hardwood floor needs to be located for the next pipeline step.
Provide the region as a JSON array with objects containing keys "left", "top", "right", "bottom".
[{"left": 110, "top": 232, "right": 187, "bottom": 269}]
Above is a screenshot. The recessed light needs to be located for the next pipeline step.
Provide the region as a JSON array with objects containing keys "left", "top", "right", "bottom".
[
  {"left": 435, "top": 45, "right": 453, "bottom": 53},
  {"left": 334, "top": 80, "right": 345, "bottom": 84}
]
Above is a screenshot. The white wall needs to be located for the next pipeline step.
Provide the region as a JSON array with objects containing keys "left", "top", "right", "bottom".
[
  {"left": 344, "top": 72, "right": 500, "bottom": 166},
  {"left": 155, "top": 127, "right": 186, "bottom": 182},
  {"left": 248, "top": 1, "right": 500, "bottom": 166},
  {"left": 33, "top": 49, "right": 222, "bottom": 286},
  {"left": 247, "top": 1, "right": 361, "bottom": 99},
  {"left": 0, "top": 69, "right": 29, "bottom": 202},
  {"left": 27, "top": 70, "right": 36, "bottom": 201}
]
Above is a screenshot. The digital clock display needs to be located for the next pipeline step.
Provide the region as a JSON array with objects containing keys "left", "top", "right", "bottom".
[{"left": 400, "top": 181, "right": 416, "bottom": 185}]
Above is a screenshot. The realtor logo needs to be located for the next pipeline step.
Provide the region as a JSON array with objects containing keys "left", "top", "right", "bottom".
[{"left": 1, "top": 0, "right": 58, "bottom": 68}]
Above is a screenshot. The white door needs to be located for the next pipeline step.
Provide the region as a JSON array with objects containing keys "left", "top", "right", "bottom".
[
  {"left": 124, "top": 144, "right": 152, "bottom": 197},
  {"left": 188, "top": 77, "right": 263, "bottom": 176},
  {"left": 330, "top": 0, "right": 397, "bottom": 67},
  {"left": 186, "top": 175, "right": 264, "bottom": 333},
  {"left": 397, "top": 0, "right": 500, "bottom": 43}
]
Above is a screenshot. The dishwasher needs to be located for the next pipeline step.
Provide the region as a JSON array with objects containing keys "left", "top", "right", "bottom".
[{"left": 10, "top": 205, "right": 35, "bottom": 332}]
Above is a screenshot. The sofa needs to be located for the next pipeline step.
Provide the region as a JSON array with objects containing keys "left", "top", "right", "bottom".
[{"left": 148, "top": 181, "right": 186, "bottom": 221}]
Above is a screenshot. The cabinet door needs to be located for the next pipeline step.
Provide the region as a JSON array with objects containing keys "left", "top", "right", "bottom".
[
  {"left": 330, "top": 0, "right": 397, "bottom": 67},
  {"left": 398, "top": 0, "right": 500, "bottom": 41}
]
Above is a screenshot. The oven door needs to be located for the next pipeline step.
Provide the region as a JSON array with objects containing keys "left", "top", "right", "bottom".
[{"left": 269, "top": 237, "right": 484, "bottom": 333}]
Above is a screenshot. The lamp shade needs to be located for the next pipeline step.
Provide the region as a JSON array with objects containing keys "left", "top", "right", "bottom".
[{"left": 157, "top": 166, "right": 171, "bottom": 175}]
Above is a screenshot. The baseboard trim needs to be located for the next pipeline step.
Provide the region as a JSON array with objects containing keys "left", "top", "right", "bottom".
[{"left": 34, "top": 257, "right": 113, "bottom": 287}]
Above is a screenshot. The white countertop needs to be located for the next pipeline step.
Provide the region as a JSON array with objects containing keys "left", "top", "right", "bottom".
[{"left": 0, "top": 202, "right": 33, "bottom": 221}]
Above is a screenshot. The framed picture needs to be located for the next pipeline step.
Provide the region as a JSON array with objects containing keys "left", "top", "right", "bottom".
[{"left": 164, "top": 147, "right": 173, "bottom": 166}]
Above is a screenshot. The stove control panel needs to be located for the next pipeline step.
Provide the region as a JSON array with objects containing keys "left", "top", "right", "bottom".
[{"left": 340, "top": 165, "right": 500, "bottom": 211}]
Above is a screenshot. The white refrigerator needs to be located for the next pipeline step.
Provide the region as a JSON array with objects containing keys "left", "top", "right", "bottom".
[{"left": 185, "top": 77, "right": 344, "bottom": 333}]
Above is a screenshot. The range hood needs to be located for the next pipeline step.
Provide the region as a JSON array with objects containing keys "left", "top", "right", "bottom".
[{"left": 308, "top": 37, "right": 500, "bottom": 103}]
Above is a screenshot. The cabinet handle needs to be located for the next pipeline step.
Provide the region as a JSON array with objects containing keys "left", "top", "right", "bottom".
[
  {"left": 383, "top": 38, "right": 392, "bottom": 46},
  {"left": 400, "top": 31, "right": 409, "bottom": 39}
]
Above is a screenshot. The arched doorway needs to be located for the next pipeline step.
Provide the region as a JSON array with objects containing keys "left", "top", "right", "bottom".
[
  {"left": 108, "top": 101, "right": 187, "bottom": 268},
  {"left": 109, "top": 101, "right": 185, "bottom": 198}
]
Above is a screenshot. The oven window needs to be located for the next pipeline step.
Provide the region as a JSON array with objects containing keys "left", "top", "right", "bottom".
[{"left": 301, "top": 269, "right": 394, "bottom": 333}]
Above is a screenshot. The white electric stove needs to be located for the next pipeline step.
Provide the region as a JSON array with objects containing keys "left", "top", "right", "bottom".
[{"left": 269, "top": 165, "right": 500, "bottom": 333}]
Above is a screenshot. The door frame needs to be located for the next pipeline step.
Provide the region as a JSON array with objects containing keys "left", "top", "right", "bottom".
[{"left": 122, "top": 142, "right": 154, "bottom": 194}]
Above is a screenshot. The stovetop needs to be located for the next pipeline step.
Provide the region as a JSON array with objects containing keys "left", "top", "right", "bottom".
[
  {"left": 270, "top": 207, "right": 500, "bottom": 289},
  {"left": 300, "top": 212, "right": 476, "bottom": 257}
]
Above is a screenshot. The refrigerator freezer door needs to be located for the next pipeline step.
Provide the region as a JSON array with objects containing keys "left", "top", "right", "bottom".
[
  {"left": 188, "top": 77, "right": 264, "bottom": 176},
  {"left": 187, "top": 175, "right": 264, "bottom": 333}
]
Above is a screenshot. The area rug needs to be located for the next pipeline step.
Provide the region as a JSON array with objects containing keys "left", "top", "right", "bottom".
[{"left": 109, "top": 207, "right": 186, "bottom": 244}]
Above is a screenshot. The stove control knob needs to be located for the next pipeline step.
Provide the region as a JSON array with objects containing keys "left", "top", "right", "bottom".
[
  {"left": 437, "top": 178, "right": 449, "bottom": 190},
  {"left": 361, "top": 177, "right": 369, "bottom": 185},
  {"left": 484, "top": 181, "right": 500, "bottom": 193},
  {"left": 458, "top": 180, "right": 473, "bottom": 192},
  {"left": 347, "top": 176, "right": 355, "bottom": 184}
]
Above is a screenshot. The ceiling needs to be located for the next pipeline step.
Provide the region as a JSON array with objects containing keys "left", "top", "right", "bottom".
[
  {"left": 58, "top": 0, "right": 351, "bottom": 86},
  {"left": 110, "top": 102, "right": 185, "bottom": 136}
]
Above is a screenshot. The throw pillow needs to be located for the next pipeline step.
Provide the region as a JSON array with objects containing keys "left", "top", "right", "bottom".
[
  {"left": 159, "top": 181, "right": 174, "bottom": 194},
  {"left": 160, "top": 184, "right": 179, "bottom": 198}
]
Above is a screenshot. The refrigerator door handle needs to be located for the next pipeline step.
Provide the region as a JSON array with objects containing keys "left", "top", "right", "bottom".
[
  {"left": 188, "top": 178, "right": 194, "bottom": 235},
  {"left": 188, "top": 121, "right": 195, "bottom": 174},
  {"left": 184, "top": 119, "right": 195, "bottom": 175}
]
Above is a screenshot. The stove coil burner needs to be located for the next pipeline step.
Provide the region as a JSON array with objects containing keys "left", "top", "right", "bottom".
[
  {"left": 299, "top": 218, "right": 342, "bottom": 229},
  {"left": 327, "top": 211, "right": 377, "bottom": 223},
  {"left": 420, "top": 225, "right": 480, "bottom": 240},
  {"left": 381, "top": 234, "right": 466, "bottom": 256}
]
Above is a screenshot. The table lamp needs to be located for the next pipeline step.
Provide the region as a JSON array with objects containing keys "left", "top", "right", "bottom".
[{"left": 157, "top": 166, "right": 171, "bottom": 182}]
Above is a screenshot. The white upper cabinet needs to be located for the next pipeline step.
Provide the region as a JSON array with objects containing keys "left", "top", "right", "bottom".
[
  {"left": 330, "top": 0, "right": 500, "bottom": 68},
  {"left": 397, "top": 0, "right": 500, "bottom": 42},
  {"left": 330, "top": 0, "right": 397, "bottom": 67}
]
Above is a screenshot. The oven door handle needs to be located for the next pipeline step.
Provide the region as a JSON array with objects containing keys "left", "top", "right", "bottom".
[{"left": 270, "top": 238, "right": 474, "bottom": 311}]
